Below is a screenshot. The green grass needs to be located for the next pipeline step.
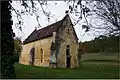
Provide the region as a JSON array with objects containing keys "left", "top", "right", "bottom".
[
  {"left": 15, "top": 63, "right": 119, "bottom": 79},
  {"left": 15, "top": 53, "right": 119, "bottom": 79},
  {"left": 81, "top": 53, "right": 119, "bottom": 61}
]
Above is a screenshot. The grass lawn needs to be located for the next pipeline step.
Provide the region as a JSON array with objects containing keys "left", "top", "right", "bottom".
[
  {"left": 15, "top": 63, "right": 119, "bottom": 79},
  {"left": 81, "top": 53, "right": 119, "bottom": 61},
  {"left": 15, "top": 53, "right": 119, "bottom": 79}
]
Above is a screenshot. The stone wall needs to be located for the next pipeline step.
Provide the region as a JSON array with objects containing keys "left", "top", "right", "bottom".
[
  {"left": 19, "top": 37, "right": 53, "bottom": 67},
  {"left": 56, "top": 16, "right": 79, "bottom": 68}
]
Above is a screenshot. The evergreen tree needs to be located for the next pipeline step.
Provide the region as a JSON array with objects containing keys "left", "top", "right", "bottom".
[{"left": 1, "top": 0, "right": 16, "bottom": 78}]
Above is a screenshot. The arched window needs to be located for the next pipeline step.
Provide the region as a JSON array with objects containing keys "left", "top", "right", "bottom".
[
  {"left": 29, "top": 47, "right": 35, "bottom": 65},
  {"left": 66, "top": 45, "right": 70, "bottom": 56},
  {"left": 40, "top": 48, "right": 43, "bottom": 63}
]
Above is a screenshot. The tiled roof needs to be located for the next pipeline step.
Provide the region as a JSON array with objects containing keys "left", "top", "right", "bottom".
[{"left": 23, "top": 15, "right": 78, "bottom": 44}]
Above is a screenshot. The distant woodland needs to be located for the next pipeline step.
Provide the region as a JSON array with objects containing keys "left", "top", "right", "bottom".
[{"left": 80, "top": 35, "right": 119, "bottom": 53}]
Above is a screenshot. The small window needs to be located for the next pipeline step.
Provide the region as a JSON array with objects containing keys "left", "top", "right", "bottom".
[{"left": 40, "top": 48, "right": 43, "bottom": 63}]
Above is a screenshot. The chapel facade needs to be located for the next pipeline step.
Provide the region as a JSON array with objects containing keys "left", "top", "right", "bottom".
[{"left": 19, "top": 14, "right": 80, "bottom": 68}]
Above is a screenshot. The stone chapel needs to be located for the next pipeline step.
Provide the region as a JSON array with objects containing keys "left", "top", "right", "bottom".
[{"left": 19, "top": 14, "right": 80, "bottom": 68}]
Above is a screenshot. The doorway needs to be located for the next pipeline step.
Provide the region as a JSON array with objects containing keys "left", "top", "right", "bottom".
[
  {"left": 66, "top": 45, "right": 71, "bottom": 68},
  {"left": 29, "top": 47, "right": 35, "bottom": 65}
]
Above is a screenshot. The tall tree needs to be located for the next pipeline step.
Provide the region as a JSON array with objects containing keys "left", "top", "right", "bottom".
[{"left": 1, "top": 0, "right": 16, "bottom": 78}]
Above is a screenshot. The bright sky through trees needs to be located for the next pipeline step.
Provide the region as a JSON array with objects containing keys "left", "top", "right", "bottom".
[{"left": 11, "top": 1, "right": 99, "bottom": 42}]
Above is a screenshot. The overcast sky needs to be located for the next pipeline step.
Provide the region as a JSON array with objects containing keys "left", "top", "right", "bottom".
[{"left": 11, "top": 1, "right": 96, "bottom": 42}]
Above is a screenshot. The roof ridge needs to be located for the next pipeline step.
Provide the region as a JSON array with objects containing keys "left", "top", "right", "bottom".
[
  {"left": 23, "top": 14, "right": 75, "bottom": 44},
  {"left": 36, "top": 14, "right": 69, "bottom": 31},
  {"left": 23, "top": 17, "right": 64, "bottom": 44},
  {"left": 37, "top": 19, "right": 63, "bottom": 31}
]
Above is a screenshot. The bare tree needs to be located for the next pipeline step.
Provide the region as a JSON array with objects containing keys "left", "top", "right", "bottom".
[
  {"left": 11, "top": 0, "right": 120, "bottom": 36},
  {"left": 11, "top": 0, "right": 57, "bottom": 30},
  {"left": 64, "top": 0, "right": 120, "bottom": 36},
  {"left": 83, "top": 0, "right": 120, "bottom": 36}
]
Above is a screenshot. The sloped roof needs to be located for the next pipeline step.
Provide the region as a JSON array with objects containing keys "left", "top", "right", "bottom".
[{"left": 23, "top": 15, "right": 78, "bottom": 44}]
